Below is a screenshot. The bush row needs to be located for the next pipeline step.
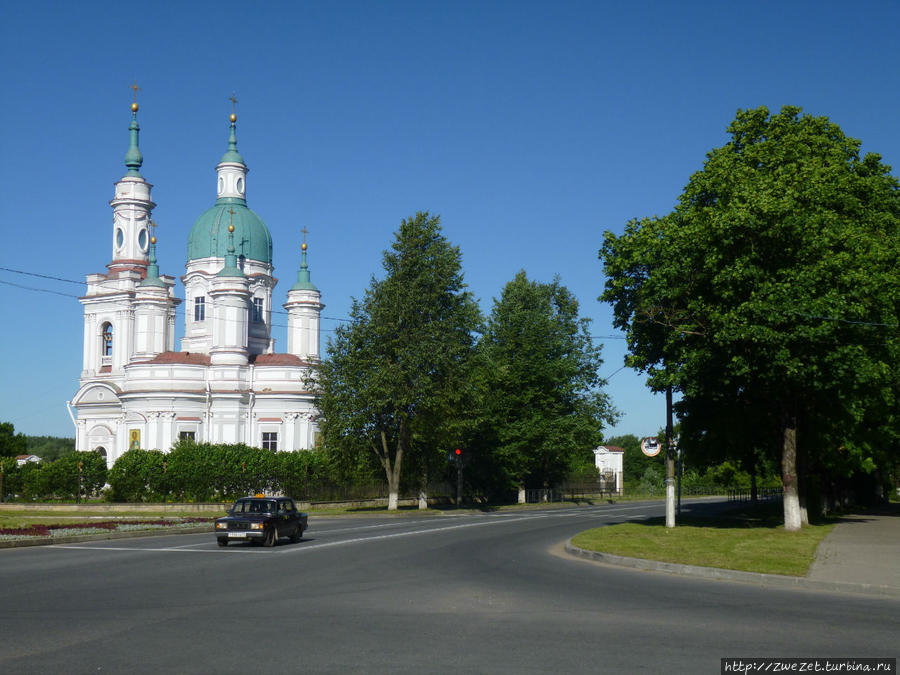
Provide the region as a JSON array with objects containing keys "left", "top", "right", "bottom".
[
  {"left": 106, "top": 441, "right": 341, "bottom": 502},
  {"left": 0, "top": 452, "right": 106, "bottom": 501}
]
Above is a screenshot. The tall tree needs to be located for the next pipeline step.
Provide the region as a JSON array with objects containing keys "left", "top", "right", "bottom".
[
  {"left": 601, "top": 106, "right": 900, "bottom": 530},
  {"left": 477, "top": 272, "right": 616, "bottom": 500},
  {"left": 0, "top": 422, "right": 27, "bottom": 458},
  {"left": 316, "top": 212, "right": 482, "bottom": 509}
]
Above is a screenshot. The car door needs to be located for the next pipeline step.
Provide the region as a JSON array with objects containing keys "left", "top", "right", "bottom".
[{"left": 281, "top": 499, "right": 300, "bottom": 534}]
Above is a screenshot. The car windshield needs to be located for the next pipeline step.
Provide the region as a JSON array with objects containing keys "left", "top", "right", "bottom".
[{"left": 232, "top": 499, "right": 275, "bottom": 514}]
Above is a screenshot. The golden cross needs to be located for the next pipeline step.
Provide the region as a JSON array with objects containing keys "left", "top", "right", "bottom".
[
  {"left": 150, "top": 219, "right": 159, "bottom": 238},
  {"left": 229, "top": 92, "right": 238, "bottom": 114},
  {"left": 130, "top": 80, "right": 141, "bottom": 103},
  {"left": 301, "top": 226, "right": 309, "bottom": 245}
]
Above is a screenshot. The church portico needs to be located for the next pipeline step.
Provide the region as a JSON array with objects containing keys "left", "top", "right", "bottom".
[{"left": 70, "top": 99, "right": 322, "bottom": 466}]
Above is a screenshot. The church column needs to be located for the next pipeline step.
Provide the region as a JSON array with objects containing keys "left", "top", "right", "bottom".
[
  {"left": 284, "top": 236, "right": 324, "bottom": 362},
  {"left": 134, "top": 231, "right": 180, "bottom": 360},
  {"left": 209, "top": 223, "right": 250, "bottom": 366}
]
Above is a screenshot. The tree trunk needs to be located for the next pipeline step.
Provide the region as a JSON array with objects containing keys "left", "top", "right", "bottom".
[
  {"left": 781, "top": 409, "right": 802, "bottom": 532},
  {"left": 517, "top": 485, "right": 525, "bottom": 504},
  {"left": 418, "top": 465, "right": 428, "bottom": 510},
  {"left": 380, "top": 429, "right": 404, "bottom": 511},
  {"left": 798, "top": 441, "right": 809, "bottom": 526}
]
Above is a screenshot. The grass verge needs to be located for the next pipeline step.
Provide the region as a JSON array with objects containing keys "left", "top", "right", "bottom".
[{"left": 570, "top": 504, "right": 835, "bottom": 577}]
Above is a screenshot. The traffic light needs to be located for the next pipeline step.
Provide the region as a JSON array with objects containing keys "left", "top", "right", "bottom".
[{"left": 455, "top": 448, "right": 462, "bottom": 457}]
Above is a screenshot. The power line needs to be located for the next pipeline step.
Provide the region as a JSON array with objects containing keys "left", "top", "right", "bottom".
[{"left": 0, "top": 278, "right": 80, "bottom": 299}]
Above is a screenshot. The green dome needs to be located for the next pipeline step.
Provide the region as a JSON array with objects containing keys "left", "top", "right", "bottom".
[{"left": 187, "top": 197, "right": 273, "bottom": 264}]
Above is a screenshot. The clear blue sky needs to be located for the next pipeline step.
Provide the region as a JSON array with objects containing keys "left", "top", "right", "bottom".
[{"left": 1, "top": 1, "right": 898, "bottom": 440}]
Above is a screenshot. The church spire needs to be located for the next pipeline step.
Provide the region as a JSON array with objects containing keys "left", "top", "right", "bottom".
[
  {"left": 124, "top": 82, "right": 143, "bottom": 177},
  {"left": 109, "top": 89, "right": 155, "bottom": 275},
  {"left": 139, "top": 222, "right": 166, "bottom": 287},
  {"left": 284, "top": 228, "right": 324, "bottom": 361},
  {"left": 216, "top": 96, "right": 248, "bottom": 203},
  {"left": 217, "top": 214, "right": 245, "bottom": 278},
  {"left": 291, "top": 229, "right": 317, "bottom": 291}
]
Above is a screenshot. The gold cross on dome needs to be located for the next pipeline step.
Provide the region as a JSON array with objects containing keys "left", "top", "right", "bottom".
[
  {"left": 150, "top": 219, "right": 158, "bottom": 237},
  {"left": 229, "top": 92, "right": 238, "bottom": 114},
  {"left": 301, "top": 226, "right": 309, "bottom": 245},
  {"left": 130, "top": 80, "right": 141, "bottom": 103}
]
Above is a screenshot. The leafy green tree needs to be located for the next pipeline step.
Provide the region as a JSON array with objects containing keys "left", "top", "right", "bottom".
[
  {"left": 25, "top": 436, "right": 75, "bottom": 462},
  {"left": 601, "top": 106, "right": 900, "bottom": 530},
  {"left": 316, "top": 212, "right": 482, "bottom": 509},
  {"left": 0, "top": 422, "right": 27, "bottom": 458},
  {"left": 0, "top": 456, "right": 17, "bottom": 500},
  {"left": 476, "top": 272, "right": 616, "bottom": 499}
]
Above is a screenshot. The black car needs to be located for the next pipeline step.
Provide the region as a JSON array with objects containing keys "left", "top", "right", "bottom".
[{"left": 215, "top": 496, "right": 308, "bottom": 547}]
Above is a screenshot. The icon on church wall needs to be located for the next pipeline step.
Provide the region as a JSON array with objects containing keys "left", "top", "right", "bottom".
[{"left": 129, "top": 430, "right": 141, "bottom": 451}]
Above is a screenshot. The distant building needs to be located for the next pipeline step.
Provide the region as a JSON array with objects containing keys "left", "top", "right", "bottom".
[
  {"left": 69, "top": 103, "right": 323, "bottom": 466},
  {"left": 15, "top": 455, "right": 41, "bottom": 467},
  {"left": 592, "top": 445, "right": 624, "bottom": 493}
]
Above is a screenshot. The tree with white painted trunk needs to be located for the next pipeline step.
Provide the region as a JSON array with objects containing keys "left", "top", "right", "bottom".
[
  {"left": 601, "top": 106, "right": 900, "bottom": 530},
  {"left": 315, "top": 213, "right": 481, "bottom": 510}
]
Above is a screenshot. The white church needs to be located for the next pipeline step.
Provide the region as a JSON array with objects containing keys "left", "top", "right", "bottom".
[{"left": 69, "top": 102, "right": 323, "bottom": 466}]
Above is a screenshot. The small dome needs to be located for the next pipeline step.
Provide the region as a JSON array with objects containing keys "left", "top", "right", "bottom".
[{"left": 187, "top": 198, "right": 272, "bottom": 264}]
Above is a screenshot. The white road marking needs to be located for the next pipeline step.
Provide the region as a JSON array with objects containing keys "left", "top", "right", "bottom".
[{"left": 47, "top": 504, "right": 663, "bottom": 555}]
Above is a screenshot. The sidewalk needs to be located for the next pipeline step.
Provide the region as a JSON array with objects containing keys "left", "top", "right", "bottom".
[
  {"left": 807, "top": 504, "right": 900, "bottom": 591},
  {"left": 566, "top": 503, "right": 900, "bottom": 599}
]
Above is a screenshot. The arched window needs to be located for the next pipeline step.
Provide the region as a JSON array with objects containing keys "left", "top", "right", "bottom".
[{"left": 101, "top": 323, "right": 113, "bottom": 357}]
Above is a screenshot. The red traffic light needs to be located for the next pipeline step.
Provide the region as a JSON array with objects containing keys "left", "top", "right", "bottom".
[{"left": 455, "top": 448, "right": 462, "bottom": 456}]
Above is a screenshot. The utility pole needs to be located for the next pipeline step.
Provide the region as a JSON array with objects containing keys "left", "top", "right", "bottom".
[
  {"left": 665, "top": 385, "right": 675, "bottom": 528},
  {"left": 676, "top": 439, "right": 683, "bottom": 516}
]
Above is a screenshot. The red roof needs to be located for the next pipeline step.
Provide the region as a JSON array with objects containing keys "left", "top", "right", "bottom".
[
  {"left": 600, "top": 445, "right": 625, "bottom": 453},
  {"left": 137, "top": 352, "right": 310, "bottom": 366},
  {"left": 145, "top": 352, "right": 211, "bottom": 365},
  {"left": 251, "top": 353, "right": 306, "bottom": 366}
]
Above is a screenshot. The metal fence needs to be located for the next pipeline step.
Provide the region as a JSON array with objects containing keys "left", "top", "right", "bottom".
[
  {"left": 727, "top": 487, "right": 783, "bottom": 502},
  {"left": 524, "top": 479, "right": 623, "bottom": 504}
]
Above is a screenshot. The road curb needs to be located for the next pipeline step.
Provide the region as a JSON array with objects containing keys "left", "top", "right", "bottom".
[
  {"left": 0, "top": 526, "right": 212, "bottom": 549},
  {"left": 564, "top": 540, "right": 900, "bottom": 599}
]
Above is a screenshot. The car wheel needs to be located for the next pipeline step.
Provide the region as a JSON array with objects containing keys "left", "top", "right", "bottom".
[
  {"left": 217, "top": 538, "right": 228, "bottom": 547},
  {"left": 264, "top": 526, "right": 277, "bottom": 547}
]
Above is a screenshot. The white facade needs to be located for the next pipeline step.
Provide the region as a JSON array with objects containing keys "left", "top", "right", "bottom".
[
  {"left": 592, "top": 445, "right": 624, "bottom": 493},
  {"left": 70, "top": 106, "right": 322, "bottom": 467}
]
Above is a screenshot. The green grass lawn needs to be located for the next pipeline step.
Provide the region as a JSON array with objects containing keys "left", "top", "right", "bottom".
[{"left": 570, "top": 505, "right": 835, "bottom": 577}]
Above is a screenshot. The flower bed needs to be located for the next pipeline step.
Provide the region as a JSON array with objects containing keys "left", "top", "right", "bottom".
[{"left": 0, "top": 518, "right": 212, "bottom": 541}]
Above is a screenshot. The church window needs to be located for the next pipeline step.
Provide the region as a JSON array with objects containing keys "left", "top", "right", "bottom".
[
  {"left": 101, "top": 323, "right": 113, "bottom": 357},
  {"left": 236, "top": 177, "right": 244, "bottom": 194},
  {"left": 262, "top": 432, "right": 278, "bottom": 451},
  {"left": 179, "top": 431, "right": 196, "bottom": 442},
  {"left": 194, "top": 296, "right": 206, "bottom": 322},
  {"left": 138, "top": 229, "right": 148, "bottom": 251},
  {"left": 115, "top": 228, "right": 124, "bottom": 250},
  {"left": 252, "top": 297, "right": 264, "bottom": 322},
  {"left": 217, "top": 177, "right": 224, "bottom": 195}
]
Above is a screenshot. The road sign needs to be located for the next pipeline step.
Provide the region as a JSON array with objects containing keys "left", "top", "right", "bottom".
[{"left": 640, "top": 437, "right": 661, "bottom": 457}]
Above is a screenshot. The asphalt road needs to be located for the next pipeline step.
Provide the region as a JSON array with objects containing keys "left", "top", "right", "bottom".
[{"left": 0, "top": 500, "right": 896, "bottom": 674}]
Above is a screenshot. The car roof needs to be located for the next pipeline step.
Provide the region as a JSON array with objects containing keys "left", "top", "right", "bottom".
[{"left": 235, "top": 496, "right": 291, "bottom": 501}]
